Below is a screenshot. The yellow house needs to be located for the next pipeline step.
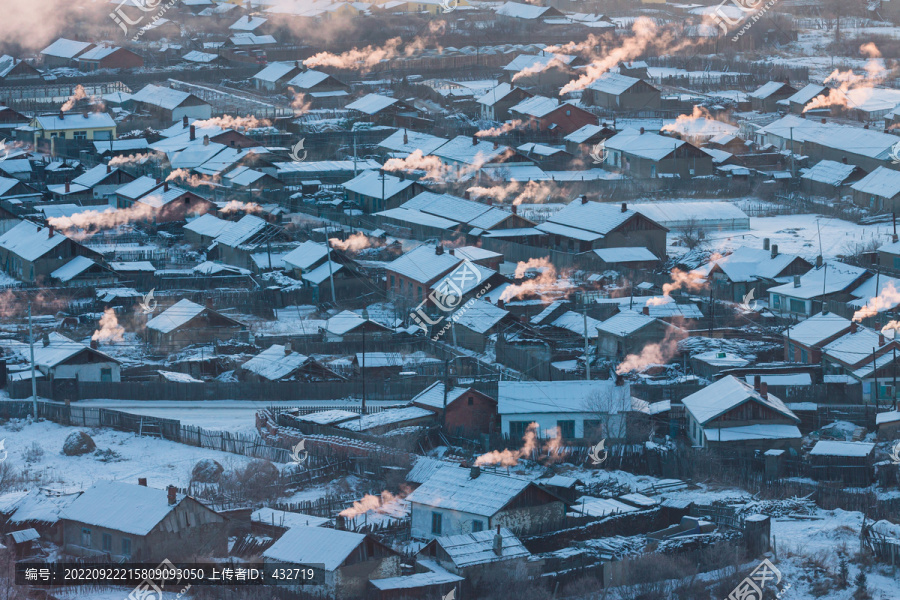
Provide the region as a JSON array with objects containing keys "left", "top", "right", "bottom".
[{"left": 31, "top": 112, "right": 116, "bottom": 143}]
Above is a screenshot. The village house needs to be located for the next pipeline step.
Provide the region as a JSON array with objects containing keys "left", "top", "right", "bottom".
[
  {"left": 252, "top": 62, "right": 303, "bottom": 92},
  {"left": 40, "top": 38, "right": 94, "bottom": 68},
  {"left": 346, "top": 94, "right": 420, "bottom": 127},
  {"left": 563, "top": 122, "right": 617, "bottom": 158},
  {"left": 285, "top": 69, "right": 351, "bottom": 107},
  {"left": 851, "top": 166, "right": 900, "bottom": 213},
  {"left": 415, "top": 527, "right": 532, "bottom": 589},
  {"left": 591, "top": 247, "right": 659, "bottom": 271},
  {"left": 808, "top": 441, "right": 876, "bottom": 486},
  {"left": 602, "top": 128, "right": 713, "bottom": 179},
  {"left": 262, "top": 525, "right": 400, "bottom": 599},
  {"left": 145, "top": 298, "right": 247, "bottom": 350},
  {"left": 411, "top": 380, "right": 499, "bottom": 437},
  {"left": 500, "top": 52, "right": 577, "bottom": 91},
  {"left": 343, "top": 170, "right": 423, "bottom": 214},
  {"left": 115, "top": 177, "right": 215, "bottom": 224},
  {"left": 378, "top": 129, "right": 449, "bottom": 159},
  {"left": 581, "top": 73, "right": 661, "bottom": 112},
  {"left": 239, "top": 344, "right": 344, "bottom": 382},
  {"left": 75, "top": 45, "right": 143, "bottom": 71},
  {"left": 0, "top": 220, "right": 102, "bottom": 284},
  {"left": 0, "top": 56, "right": 40, "bottom": 83},
  {"left": 477, "top": 83, "right": 533, "bottom": 122},
  {"left": 61, "top": 164, "right": 136, "bottom": 205},
  {"left": 129, "top": 84, "right": 213, "bottom": 123},
  {"left": 29, "top": 112, "right": 116, "bottom": 144},
  {"left": 4, "top": 332, "right": 121, "bottom": 383},
  {"left": 406, "top": 465, "right": 567, "bottom": 539},
  {"left": 783, "top": 311, "right": 853, "bottom": 363},
  {"left": 767, "top": 261, "right": 870, "bottom": 318},
  {"left": 800, "top": 159, "right": 865, "bottom": 199},
  {"left": 321, "top": 310, "right": 393, "bottom": 343},
  {"left": 784, "top": 83, "right": 827, "bottom": 114},
  {"left": 50, "top": 255, "right": 117, "bottom": 287},
  {"left": 0, "top": 488, "right": 82, "bottom": 546},
  {"left": 748, "top": 81, "right": 797, "bottom": 113},
  {"left": 337, "top": 406, "right": 435, "bottom": 435},
  {"left": 535, "top": 199, "right": 669, "bottom": 257},
  {"left": 508, "top": 96, "right": 598, "bottom": 137},
  {"left": 183, "top": 213, "right": 232, "bottom": 246},
  {"left": 498, "top": 379, "right": 648, "bottom": 441},
  {"left": 60, "top": 480, "right": 226, "bottom": 563},
  {"left": 682, "top": 376, "right": 802, "bottom": 453},
  {"left": 820, "top": 323, "right": 900, "bottom": 404},
  {"left": 705, "top": 245, "right": 812, "bottom": 304},
  {"left": 447, "top": 298, "right": 512, "bottom": 353},
  {"left": 595, "top": 310, "right": 674, "bottom": 362}
]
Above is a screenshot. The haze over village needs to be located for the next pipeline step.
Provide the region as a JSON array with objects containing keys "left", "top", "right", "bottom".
[{"left": 0, "top": 0, "right": 899, "bottom": 598}]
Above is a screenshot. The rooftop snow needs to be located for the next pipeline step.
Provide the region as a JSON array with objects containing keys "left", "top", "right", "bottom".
[
  {"left": 35, "top": 113, "right": 115, "bottom": 131},
  {"left": 337, "top": 406, "right": 433, "bottom": 431},
  {"left": 784, "top": 312, "right": 851, "bottom": 347},
  {"left": 130, "top": 84, "right": 195, "bottom": 111},
  {"left": 0, "top": 221, "right": 70, "bottom": 262},
  {"left": 801, "top": 160, "right": 858, "bottom": 187},
  {"left": 145, "top": 298, "right": 206, "bottom": 334},
  {"left": 251, "top": 507, "right": 329, "bottom": 528},
  {"left": 60, "top": 481, "right": 195, "bottom": 536},
  {"left": 40, "top": 38, "right": 93, "bottom": 59},
  {"left": 252, "top": 61, "right": 299, "bottom": 83},
  {"left": 749, "top": 81, "right": 790, "bottom": 99},
  {"left": 603, "top": 128, "right": 684, "bottom": 161},
  {"left": 809, "top": 440, "right": 875, "bottom": 457},
  {"left": 406, "top": 465, "right": 532, "bottom": 517},
  {"left": 385, "top": 244, "right": 461, "bottom": 284},
  {"left": 596, "top": 310, "right": 657, "bottom": 336},
  {"left": 588, "top": 72, "right": 641, "bottom": 95},
  {"left": 851, "top": 166, "right": 900, "bottom": 199},
  {"left": 510, "top": 95, "right": 560, "bottom": 118},
  {"left": 343, "top": 169, "right": 417, "bottom": 198},
  {"left": 283, "top": 240, "right": 328, "bottom": 272},
  {"left": 50, "top": 256, "right": 96, "bottom": 282},
  {"left": 593, "top": 247, "right": 657, "bottom": 263},
  {"left": 704, "top": 424, "right": 802, "bottom": 441},
  {"left": 433, "top": 528, "right": 529, "bottom": 567},
  {"left": 498, "top": 380, "right": 643, "bottom": 415},
  {"left": 452, "top": 299, "right": 508, "bottom": 333},
  {"left": 285, "top": 69, "right": 331, "bottom": 89},
  {"left": 346, "top": 94, "right": 398, "bottom": 115},
  {"left": 242, "top": 344, "right": 312, "bottom": 381},
  {"left": 263, "top": 525, "right": 365, "bottom": 570},
  {"left": 681, "top": 376, "right": 798, "bottom": 426},
  {"left": 768, "top": 262, "right": 868, "bottom": 300}
]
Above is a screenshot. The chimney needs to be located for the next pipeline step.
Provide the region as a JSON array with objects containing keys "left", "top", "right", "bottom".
[
  {"left": 463, "top": 190, "right": 470, "bottom": 200},
  {"left": 65, "top": 180, "right": 70, "bottom": 193},
  {"left": 763, "top": 238, "right": 770, "bottom": 251},
  {"left": 284, "top": 341, "right": 292, "bottom": 355},
  {"left": 493, "top": 141, "right": 499, "bottom": 150},
  {"left": 189, "top": 125, "right": 196, "bottom": 141},
  {"left": 793, "top": 275, "right": 801, "bottom": 288},
  {"left": 183, "top": 115, "right": 189, "bottom": 128},
  {"left": 42, "top": 333, "right": 50, "bottom": 347},
  {"left": 621, "top": 202, "right": 627, "bottom": 213},
  {"left": 335, "top": 515, "right": 346, "bottom": 530},
  {"left": 815, "top": 255, "right": 823, "bottom": 268},
  {"left": 82, "top": 111, "right": 88, "bottom": 119},
  {"left": 894, "top": 234, "right": 899, "bottom": 243},
  {"left": 402, "top": 129, "right": 408, "bottom": 145},
  {"left": 106, "top": 164, "right": 112, "bottom": 174},
  {"left": 821, "top": 118, "right": 826, "bottom": 124},
  {"left": 163, "top": 181, "right": 169, "bottom": 192},
  {"left": 48, "top": 225, "right": 54, "bottom": 238},
  {"left": 880, "top": 333, "right": 886, "bottom": 346},
  {"left": 59, "top": 110, "right": 64, "bottom": 120},
  {"left": 156, "top": 177, "right": 162, "bottom": 184},
  {"left": 90, "top": 339, "right": 98, "bottom": 350},
  {"left": 435, "top": 244, "right": 444, "bottom": 255},
  {"left": 842, "top": 156, "right": 848, "bottom": 164},
  {"left": 497, "top": 299, "right": 505, "bottom": 309},
  {"left": 511, "top": 205, "right": 517, "bottom": 215},
  {"left": 771, "top": 244, "right": 778, "bottom": 259},
  {"left": 167, "top": 485, "right": 177, "bottom": 506},
  {"left": 759, "top": 381, "right": 768, "bottom": 399},
  {"left": 581, "top": 195, "right": 588, "bottom": 205},
  {"left": 470, "top": 466, "right": 481, "bottom": 479},
  {"left": 642, "top": 306, "right": 649, "bottom": 316},
  {"left": 492, "top": 526, "right": 503, "bottom": 555},
  {"left": 615, "top": 374, "right": 624, "bottom": 386},
  {"left": 753, "top": 375, "right": 761, "bottom": 391},
  {"left": 484, "top": 197, "right": 492, "bottom": 206},
  {"left": 472, "top": 135, "right": 478, "bottom": 146},
  {"left": 205, "top": 297, "right": 214, "bottom": 309},
  {"left": 203, "top": 135, "right": 209, "bottom": 146},
  {"left": 449, "top": 247, "right": 455, "bottom": 255},
  {"left": 851, "top": 321, "right": 859, "bottom": 333},
  {"left": 138, "top": 477, "right": 147, "bottom": 487},
  {"left": 639, "top": 127, "right": 645, "bottom": 135}
]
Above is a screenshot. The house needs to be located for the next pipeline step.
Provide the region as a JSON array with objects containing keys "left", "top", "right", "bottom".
[
  {"left": 184, "top": 214, "right": 232, "bottom": 246},
  {"left": 263, "top": 526, "right": 400, "bottom": 599},
  {"left": 749, "top": 81, "right": 797, "bottom": 113},
  {"left": 406, "top": 465, "right": 566, "bottom": 539},
  {"left": 682, "top": 376, "right": 802, "bottom": 452},
  {"left": 40, "top": 38, "right": 94, "bottom": 67},
  {"left": 30, "top": 112, "right": 116, "bottom": 144},
  {"left": 582, "top": 73, "right": 661, "bottom": 112},
  {"left": 595, "top": 310, "right": 674, "bottom": 362},
  {"left": 477, "top": 83, "right": 533, "bottom": 122},
  {"left": 535, "top": 198, "right": 669, "bottom": 257},
  {"left": 0, "top": 488, "right": 82, "bottom": 545},
  {"left": 875, "top": 410, "right": 900, "bottom": 441},
  {"left": 346, "top": 94, "right": 418, "bottom": 127},
  {"left": 129, "top": 84, "right": 213, "bottom": 122},
  {"left": 592, "top": 247, "right": 659, "bottom": 271},
  {"left": 117, "top": 178, "right": 215, "bottom": 224},
  {"left": 851, "top": 167, "right": 900, "bottom": 213},
  {"left": 809, "top": 441, "right": 876, "bottom": 486},
  {"left": 516, "top": 142, "right": 574, "bottom": 169},
  {"left": 285, "top": 69, "right": 350, "bottom": 107},
  {"left": 602, "top": 128, "right": 713, "bottom": 178},
  {"left": 145, "top": 298, "right": 246, "bottom": 350},
  {"left": 820, "top": 322, "right": 900, "bottom": 404},
  {"left": 50, "top": 256, "right": 117, "bottom": 287},
  {"left": 628, "top": 201, "right": 750, "bottom": 233},
  {"left": 415, "top": 528, "right": 531, "bottom": 588},
  {"left": 498, "top": 379, "right": 647, "bottom": 441},
  {"left": 252, "top": 61, "right": 303, "bottom": 92},
  {"left": 783, "top": 312, "right": 852, "bottom": 363},
  {"left": 378, "top": 129, "right": 449, "bottom": 159},
  {"left": 343, "top": 170, "right": 422, "bottom": 214},
  {"left": 501, "top": 52, "right": 576, "bottom": 91},
  {"left": 239, "top": 344, "right": 343, "bottom": 382},
  {"left": 66, "top": 164, "right": 136, "bottom": 205},
  {"left": 321, "top": 310, "right": 393, "bottom": 342},
  {"left": 800, "top": 159, "right": 865, "bottom": 199},
  {"left": 337, "top": 406, "right": 435, "bottom": 435},
  {"left": 448, "top": 298, "right": 512, "bottom": 353},
  {"left": 563, "top": 122, "right": 616, "bottom": 157},
  {"left": 4, "top": 332, "right": 121, "bottom": 383},
  {"left": 411, "top": 381, "right": 499, "bottom": 436},
  {"left": 877, "top": 238, "right": 900, "bottom": 270},
  {"left": 508, "top": 96, "right": 598, "bottom": 137},
  {"left": 0, "top": 220, "right": 101, "bottom": 284},
  {"left": 76, "top": 45, "right": 143, "bottom": 71},
  {"left": 705, "top": 245, "right": 812, "bottom": 304},
  {"left": 785, "top": 83, "right": 828, "bottom": 114},
  {"left": 60, "top": 480, "right": 226, "bottom": 562},
  {"left": 768, "top": 261, "right": 869, "bottom": 317},
  {"left": 431, "top": 135, "right": 516, "bottom": 170},
  {"left": 691, "top": 352, "right": 751, "bottom": 380}
]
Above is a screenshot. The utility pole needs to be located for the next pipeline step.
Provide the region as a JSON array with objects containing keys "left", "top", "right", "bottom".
[
  {"left": 873, "top": 346, "right": 879, "bottom": 411},
  {"left": 361, "top": 308, "right": 369, "bottom": 415},
  {"left": 442, "top": 358, "right": 450, "bottom": 431},
  {"left": 583, "top": 307, "right": 590, "bottom": 380},
  {"left": 28, "top": 302, "right": 37, "bottom": 419},
  {"left": 894, "top": 346, "right": 897, "bottom": 410},
  {"left": 789, "top": 127, "right": 796, "bottom": 177},
  {"left": 323, "top": 223, "right": 336, "bottom": 305}
]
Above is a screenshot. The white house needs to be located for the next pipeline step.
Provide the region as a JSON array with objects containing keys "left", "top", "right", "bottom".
[
  {"left": 497, "top": 380, "right": 648, "bottom": 440},
  {"left": 4, "top": 332, "right": 121, "bottom": 382}
]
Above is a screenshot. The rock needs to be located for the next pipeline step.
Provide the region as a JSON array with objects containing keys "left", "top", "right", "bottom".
[
  {"left": 192, "top": 458, "right": 224, "bottom": 483},
  {"left": 62, "top": 431, "right": 96, "bottom": 456}
]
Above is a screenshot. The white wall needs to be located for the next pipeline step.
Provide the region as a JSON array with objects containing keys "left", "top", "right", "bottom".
[
  {"left": 500, "top": 412, "right": 624, "bottom": 440},
  {"left": 51, "top": 361, "right": 121, "bottom": 382},
  {"left": 410, "top": 503, "right": 487, "bottom": 540}
]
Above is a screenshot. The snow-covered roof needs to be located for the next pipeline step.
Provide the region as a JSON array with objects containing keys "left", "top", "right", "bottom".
[
  {"left": 743, "top": 373, "right": 812, "bottom": 386},
  {"left": 302, "top": 260, "right": 343, "bottom": 285},
  {"left": 41, "top": 38, "right": 93, "bottom": 59},
  {"left": 784, "top": 312, "right": 851, "bottom": 347},
  {"left": 604, "top": 128, "right": 684, "bottom": 161},
  {"left": 229, "top": 33, "right": 277, "bottom": 46},
  {"left": 35, "top": 112, "right": 115, "bottom": 131},
  {"left": 499, "top": 380, "right": 644, "bottom": 415},
  {"left": 108, "top": 261, "right": 156, "bottom": 272},
  {"left": 407, "top": 465, "right": 532, "bottom": 516},
  {"left": 681, "top": 376, "right": 799, "bottom": 426},
  {"left": 705, "top": 246, "right": 804, "bottom": 283},
  {"left": 768, "top": 262, "right": 868, "bottom": 300},
  {"left": 433, "top": 528, "right": 529, "bottom": 567},
  {"left": 263, "top": 525, "right": 367, "bottom": 570},
  {"left": 182, "top": 50, "right": 219, "bottom": 63},
  {"left": 60, "top": 481, "right": 197, "bottom": 536},
  {"left": 252, "top": 61, "right": 299, "bottom": 83},
  {"left": 564, "top": 123, "right": 607, "bottom": 144},
  {"left": 749, "top": 81, "right": 790, "bottom": 100},
  {"left": 758, "top": 115, "right": 898, "bottom": 160},
  {"left": 851, "top": 166, "right": 900, "bottom": 199},
  {"left": 0, "top": 221, "right": 70, "bottom": 262},
  {"left": 378, "top": 129, "right": 448, "bottom": 156},
  {"left": 294, "top": 409, "right": 359, "bottom": 425},
  {"left": 72, "top": 164, "right": 126, "bottom": 188},
  {"left": 230, "top": 15, "right": 268, "bottom": 30},
  {"left": 50, "top": 256, "right": 97, "bottom": 282},
  {"left": 324, "top": 310, "right": 380, "bottom": 336},
  {"left": 214, "top": 215, "right": 268, "bottom": 247},
  {"left": 283, "top": 240, "right": 328, "bottom": 272},
  {"left": 146, "top": 298, "right": 206, "bottom": 334},
  {"left": 242, "top": 344, "right": 313, "bottom": 381},
  {"left": 77, "top": 45, "right": 123, "bottom": 61},
  {"left": 809, "top": 440, "right": 875, "bottom": 457},
  {"left": 551, "top": 310, "right": 604, "bottom": 339},
  {"left": 596, "top": 310, "right": 658, "bottom": 336},
  {"left": 786, "top": 83, "right": 827, "bottom": 106},
  {"left": 185, "top": 214, "right": 230, "bottom": 238},
  {"left": 510, "top": 95, "right": 560, "bottom": 118},
  {"left": 536, "top": 199, "right": 657, "bottom": 240},
  {"left": 822, "top": 326, "right": 884, "bottom": 366},
  {"left": 285, "top": 69, "right": 331, "bottom": 90},
  {"left": 386, "top": 244, "right": 461, "bottom": 284},
  {"left": 692, "top": 351, "right": 749, "bottom": 367},
  {"left": 495, "top": 1, "right": 556, "bottom": 19},
  {"left": 588, "top": 72, "right": 642, "bottom": 95},
  {"left": 572, "top": 496, "right": 639, "bottom": 518},
  {"left": 412, "top": 381, "right": 486, "bottom": 410},
  {"left": 346, "top": 93, "right": 398, "bottom": 115},
  {"left": 337, "top": 406, "right": 433, "bottom": 431},
  {"left": 252, "top": 507, "right": 329, "bottom": 529},
  {"left": 343, "top": 169, "right": 416, "bottom": 198},
  {"left": 800, "top": 160, "right": 858, "bottom": 187},
  {"left": 593, "top": 247, "right": 657, "bottom": 263},
  {"left": 876, "top": 410, "right": 900, "bottom": 425},
  {"left": 130, "top": 84, "right": 196, "bottom": 111},
  {"left": 452, "top": 299, "right": 508, "bottom": 334},
  {"left": 370, "top": 571, "right": 464, "bottom": 591}
]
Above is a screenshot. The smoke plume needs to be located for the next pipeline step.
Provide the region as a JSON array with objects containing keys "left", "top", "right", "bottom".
[{"left": 92, "top": 308, "right": 124, "bottom": 343}]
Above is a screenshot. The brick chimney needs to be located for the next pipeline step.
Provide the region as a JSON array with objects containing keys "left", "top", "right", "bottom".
[
  {"left": 493, "top": 526, "right": 503, "bottom": 555},
  {"left": 203, "top": 135, "right": 209, "bottom": 146},
  {"left": 754, "top": 374, "right": 761, "bottom": 391},
  {"left": 793, "top": 275, "right": 801, "bottom": 288},
  {"left": 512, "top": 204, "right": 517, "bottom": 215},
  {"left": 771, "top": 244, "right": 778, "bottom": 259},
  {"left": 470, "top": 466, "right": 481, "bottom": 479},
  {"left": 205, "top": 297, "right": 214, "bottom": 309},
  {"left": 642, "top": 306, "right": 649, "bottom": 316},
  {"left": 493, "top": 141, "right": 499, "bottom": 150},
  {"left": 189, "top": 125, "right": 196, "bottom": 141},
  {"left": 621, "top": 202, "right": 627, "bottom": 213},
  {"left": 183, "top": 115, "right": 189, "bottom": 128},
  {"left": 138, "top": 477, "right": 147, "bottom": 486},
  {"left": 759, "top": 381, "right": 768, "bottom": 399},
  {"left": 90, "top": 339, "right": 98, "bottom": 350},
  {"left": 880, "top": 333, "right": 886, "bottom": 346},
  {"left": 497, "top": 299, "right": 505, "bottom": 309},
  {"left": 59, "top": 110, "right": 64, "bottom": 120},
  {"left": 639, "top": 127, "right": 645, "bottom": 135},
  {"left": 581, "top": 195, "right": 588, "bottom": 204},
  {"left": 106, "top": 163, "right": 112, "bottom": 173},
  {"left": 435, "top": 244, "right": 444, "bottom": 255},
  {"left": 615, "top": 374, "right": 624, "bottom": 386},
  {"left": 167, "top": 485, "right": 177, "bottom": 506},
  {"left": 65, "top": 180, "right": 70, "bottom": 193},
  {"left": 48, "top": 225, "right": 54, "bottom": 238},
  {"left": 472, "top": 135, "right": 478, "bottom": 146},
  {"left": 42, "top": 333, "right": 50, "bottom": 347}
]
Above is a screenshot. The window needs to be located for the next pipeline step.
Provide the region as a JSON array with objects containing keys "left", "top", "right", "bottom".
[
  {"left": 467, "top": 396, "right": 474, "bottom": 405},
  {"left": 472, "top": 520, "right": 484, "bottom": 532},
  {"left": 101, "top": 368, "right": 112, "bottom": 382},
  {"left": 583, "top": 419, "right": 602, "bottom": 439},
  {"left": 431, "top": 512, "right": 442, "bottom": 535},
  {"left": 789, "top": 299, "right": 805, "bottom": 313},
  {"left": 81, "top": 528, "right": 92, "bottom": 548},
  {"left": 122, "top": 537, "right": 131, "bottom": 556},
  {"left": 72, "top": 131, "right": 88, "bottom": 140},
  {"left": 417, "top": 286, "right": 423, "bottom": 301},
  {"left": 508, "top": 421, "right": 530, "bottom": 440},
  {"left": 772, "top": 294, "right": 781, "bottom": 309},
  {"left": 800, "top": 348, "right": 808, "bottom": 363},
  {"left": 650, "top": 165, "right": 657, "bottom": 178},
  {"left": 390, "top": 275, "right": 395, "bottom": 290},
  {"left": 102, "top": 533, "right": 112, "bottom": 552},
  {"left": 94, "top": 130, "right": 112, "bottom": 141},
  {"left": 557, "top": 420, "right": 575, "bottom": 439}
]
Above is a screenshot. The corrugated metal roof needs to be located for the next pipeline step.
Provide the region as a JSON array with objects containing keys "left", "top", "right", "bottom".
[
  {"left": 406, "top": 465, "right": 532, "bottom": 517},
  {"left": 242, "top": 344, "right": 312, "bottom": 380},
  {"left": 0, "top": 221, "right": 70, "bottom": 262},
  {"left": 263, "top": 525, "right": 365, "bottom": 570},
  {"left": 681, "top": 376, "right": 798, "bottom": 426},
  {"left": 434, "top": 528, "right": 529, "bottom": 567},
  {"left": 60, "top": 481, "right": 191, "bottom": 536}
]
